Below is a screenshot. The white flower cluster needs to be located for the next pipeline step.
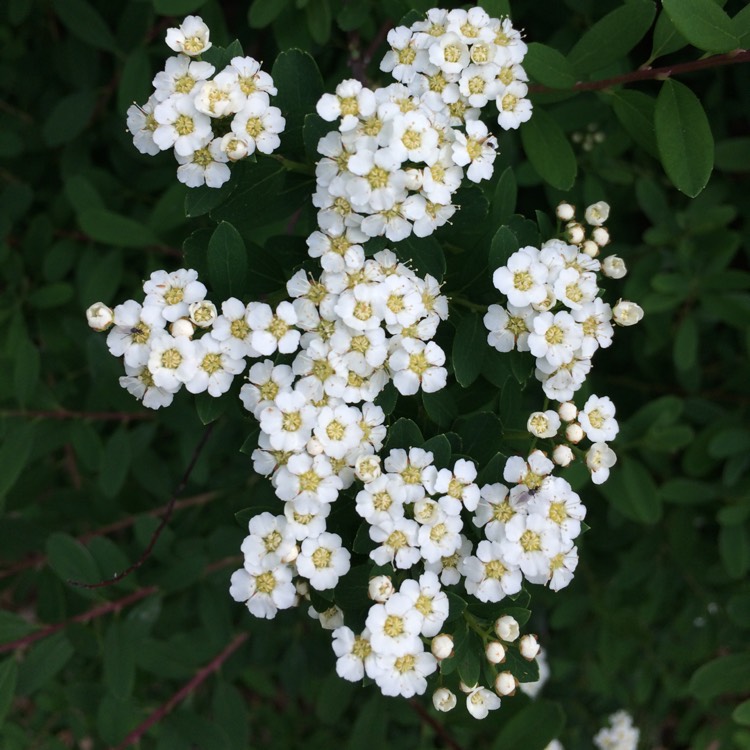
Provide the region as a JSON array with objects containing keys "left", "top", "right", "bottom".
[
  {"left": 485, "top": 202, "right": 643, "bottom": 484},
  {"left": 126, "top": 16, "right": 284, "bottom": 189},
  {"left": 312, "top": 8, "right": 531, "bottom": 242},
  {"left": 593, "top": 710, "right": 641, "bottom": 750}
]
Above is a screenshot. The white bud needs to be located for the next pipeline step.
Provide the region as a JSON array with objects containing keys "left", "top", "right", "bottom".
[
  {"left": 586, "top": 441, "right": 617, "bottom": 485},
  {"left": 494, "top": 615, "right": 520, "bottom": 642},
  {"left": 556, "top": 202, "right": 575, "bottom": 221},
  {"left": 601, "top": 255, "right": 627, "bottom": 279},
  {"left": 612, "top": 300, "right": 644, "bottom": 326},
  {"left": 581, "top": 239, "right": 599, "bottom": 258},
  {"left": 317, "top": 605, "right": 344, "bottom": 630},
  {"left": 368, "top": 575, "right": 394, "bottom": 603},
  {"left": 170, "top": 318, "right": 194, "bottom": 338},
  {"left": 557, "top": 401, "right": 577, "bottom": 422},
  {"left": 584, "top": 201, "right": 610, "bottom": 226},
  {"left": 295, "top": 579, "right": 310, "bottom": 598},
  {"left": 519, "top": 634, "right": 540, "bottom": 660},
  {"left": 431, "top": 634, "right": 454, "bottom": 660},
  {"left": 355, "top": 454, "right": 382, "bottom": 483},
  {"left": 531, "top": 286, "right": 556, "bottom": 312},
  {"left": 592, "top": 226, "right": 610, "bottom": 247},
  {"left": 281, "top": 544, "right": 299, "bottom": 564},
  {"left": 432, "top": 687, "right": 457, "bottom": 712},
  {"left": 220, "top": 133, "right": 249, "bottom": 161},
  {"left": 565, "top": 423, "right": 584, "bottom": 444},
  {"left": 565, "top": 222, "right": 585, "bottom": 245},
  {"left": 527, "top": 410, "right": 561, "bottom": 439},
  {"left": 189, "top": 300, "right": 217, "bottom": 328},
  {"left": 494, "top": 671, "right": 517, "bottom": 696},
  {"left": 459, "top": 680, "right": 478, "bottom": 694},
  {"left": 86, "top": 302, "right": 114, "bottom": 331},
  {"left": 553, "top": 444, "right": 574, "bottom": 467},
  {"left": 306, "top": 436, "right": 325, "bottom": 456},
  {"left": 403, "top": 167, "right": 423, "bottom": 191},
  {"left": 485, "top": 641, "right": 506, "bottom": 664}
]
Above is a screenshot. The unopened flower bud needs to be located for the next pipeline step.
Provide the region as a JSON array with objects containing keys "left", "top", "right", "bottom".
[
  {"left": 431, "top": 634, "right": 454, "bottom": 660},
  {"left": 220, "top": 133, "right": 249, "bottom": 161},
  {"left": 86, "top": 302, "right": 114, "bottom": 331},
  {"left": 527, "top": 410, "right": 561, "bottom": 439},
  {"left": 368, "top": 575, "right": 394, "bottom": 603},
  {"left": 494, "top": 671, "right": 517, "bottom": 696},
  {"left": 281, "top": 544, "right": 299, "bottom": 564},
  {"left": 584, "top": 201, "right": 610, "bottom": 226},
  {"left": 485, "top": 641, "right": 506, "bottom": 664},
  {"left": 519, "top": 634, "right": 540, "bottom": 660},
  {"left": 355, "top": 454, "right": 382, "bottom": 483},
  {"left": 306, "top": 436, "right": 324, "bottom": 456},
  {"left": 433, "top": 688, "right": 457, "bottom": 712},
  {"left": 170, "top": 318, "right": 194, "bottom": 338},
  {"left": 582, "top": 239, "right": 599, "bottom": 258},
  {"left": 612, "top": 300, "right": 644, "bottom": 326},
  {"left": 565, "top": 423, "right": 584, "bottom": 444},
  {"left": 459, "top": 679, "right": 478, "bottom": 694},
  {"left": 556, "top": 202, "right": 575, "bottom": 221},
  {"left": 566, "top": 222, "right": 585, "bottom": 245},
  {"left": 592, "top": 226, "right": 610, "bottom": 247},
  {"left": 404, "top": 168, "right": 423, "bottom": 191},
  {"left": 601, "top": 255, "right": 627, "bottom": 279},
  {"left": 558, "top": 401, "right": 577, "bottom": 422},
  {"left": 295, "top": 579, "right": 309, "bottom": 598},
  {"left": 494, "top": 615, "right": 520, "bottom": 642},
  {"left": 553, "top": 444, "right": 574, "bottom": 467},
  {"left": 189, "top": 300, "right": 217, "bottom": 328}
]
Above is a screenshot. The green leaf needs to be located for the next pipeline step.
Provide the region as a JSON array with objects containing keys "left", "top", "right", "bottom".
[
  {"left": 493, "top": 700, "right": 566, "bottom": 750},
  {"left": 599, "top": 456, "right": 662, "bottom": 524},
  {"left": 524, "top": 43, "right": 576, "bottom": 89},
  {"left": 733, "top": 699, "right": 750, "bottom": 726},
  {"left": 306, "top": 0, "right": 332, "bottom": 44},
  {"left": 422, "top": 388, "right": 458, "bottom": 429},
  {"left": 248, "top": 0, "right": 288, "bottom": 27},
  {"left": 196, "top": 391, "right": 232, "bottom": 425},
  {"left": 78, "top": 209, "right": 157, "bottom": 247},
  {"left": 42, "top": 90, "right": 97, "bottom": 147},
  {"left": 46, "top": 532, "right": 100, "bottom": 585},
  {"left": 185, "top": 166, "right": 240, "bottom": 217},
  {"left": 720, "top": 524, "right": 750, "bottom": 579},
  {"left": 715, "top": 138, "right": 750, "bottom": 173},
  {"left": 396, "top": 234, "right": 446, "bottom": 281},
  {"left": 662, "top": 0, "right": 740, "bottom": 53},
  {"left": 202, "top": 41, "right": 244, "bottom": 71},
  {"left": 489, "top": 225, "right": 519, "bottom": 270},
  {"left": 650, "top": 12, "right": 688, "bottom": 61},
  {"left": 520, "top": 108, "right": 577, "bottom": 190},
  {"left": 384, "top": 418, "right": 423, "bottom": 451},
  {"left": 0, "top": 658, "right": 18, "bottom": 726},
  {"left": 103, "top": 622, "right": 136, "bottom": 700},
  {"left": 457, "top": 631, "right": 482, "bottom": 688},
  {"left": 99, "top": 427, "right": 131, "bottom": 499},
  {"left": 673, "top": 316, "right": 698, "bottom": 370},
  {"left": 12, "top": 336, "right": 39, "bottom": 407},
  {"left": 272, "top": 49, "right": 324, "bottom": 157},
  {"left": 452, "top": 313, "right": 487, "bottom": 387},
  {"left": 421, "top": 435, "right": 452, "bottom": 468},
  {"left": 444, "top": 592, "right": 467, "bottom": 623},
  {"left": 374, "top": 382, "right": 398, "bottom": 416},
  {"left": 117, "top": 48, "right": 152, "bottom": 115},
  {"left": 655, "top": 80, "right": 714, "bottom": 197},
  {"left": 16, "top": 633, "right": 74, "bottom": 695},
  {"left": 568, "top": 0, "right": 656, "bottom": 74},
  {"left": 491, "top": 167, "right": 517, "bottom": 225},
  {"left": 208, "top": 221, "right": 248, "bottom": 301},
  {"left": 689, "top": 654, "right": 750, "bottom": 702},
  {"left": 153, "top": 0, "right": 207, "bottom": 13},
  {"left": 455, "top": 412, "right": 503, "bottom": 466},
  {"left": 0, "top": 422, "right": 34, "bottom": 509},
  {"left": 303, "top": 112, "right": 333, "bottom": 162},
  {"left": 52, "top": 0, "right": 118, "bottom": 52},
  {"left": 736, "top": 4, "right": 750, "bottom": 45},
  {"left": 610, "top": 89, "right": 658, "bottom": 158}
]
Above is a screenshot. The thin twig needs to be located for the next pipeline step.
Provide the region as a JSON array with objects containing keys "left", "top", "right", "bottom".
[
  {"left": 529, "top": 49, "right": 750, "bottom": 95},
  {"left": 112, "top": 632, "right": 249, "bottom": 750},
  {"left": 408, "top": 699, "right": 465, "bottom": 750},
  {"left": 68, "top": 425, "right": 215, "bottom": 589}
]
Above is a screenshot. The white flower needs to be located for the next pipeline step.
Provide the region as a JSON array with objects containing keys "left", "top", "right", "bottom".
[
  {"left": 86, "top": 302, "right": 114, "bottom": 331},
  {"left": 309, "top": 604, "right": 344, "bottom": 630},
  {"left": 211, "top": 298, "right": 259, "bottom": 359},
  {"left": 229, "top": 56, "right": 278, "bottom": 99},
  {"left": 366, "top": 593, "right": 423, "bottom": 656},
  {"left": 519, "top": 633, "right": 540, "bottom": 660},
  {"left": 483, "top": 303, "right": 534, "bottom": 352},
  {"left": 424, "top": 534, "right": 472, "bottom": 586},
  {"left": 428, "top": 32, "right": 470, "bottom": 75},
  {"left": 147, "top": 334, "right": 198, "bottom": 391},
  {"left": 431, "top": 634, "right": 454, "bottom": 660},
  {"left": 527, "top": 410, "right": 561, "bottom": 439},
  {"left": 165, "top": 15, "right": 212, "bottom": 56},
  {"left": 528, "top": 476, "right": 586, "bottom": 543},
  {"left": 612, "top": 299, "right": 644, "bottom": 326},
  {"left": 107, "top": 300, "right": 167, "bottom": 366},
  {"left": 185, "top": 334, "right": 245, "bottom": 396},
  {"left": 368, "top": 575, "right": 394, "bottom": 603},
  {"left": 229, "top": 561, "right": 296, "bottom": 619},
  {"left": 399, "top": 572, "right": 449, "bottom": 637},
  {"left": 296, "top": 532, "right": 351, "bottom": 590},
  {"left": 355, "top": 454, "right": 382, "bottom": 483},
  {"left": 193, "top": 71, "right": 244, "bottom": 118},
  {"left": 283, "top": 495, "right": 331, "bottom": 541},
  {"left": 451, "top": 119, "right": 497, "bottom": 183},
  {"left": 246, "top": 301, "right": 300, "bottom": 356},
  {"left": 494, "top": 615, "right": 520, "bottom": 642},
  {"left": 485, "top": 641, "right": 506, "bottom": 664},
  {"left": 332, "top": 627, "right": 378, "bottom": 682},
  {"left": 143, "top": 268, "right": 207, "bottom": 323},
  {"left": 494, "top": 671, "right": 516, "bottom": 696},
  {"left": 528, "top": 310, "right": 584, "bottom": 368},
  {"left": 259, "top": 390, "right": 317, "bottom": 452},
  {"left": 547, "top": 540, "right": 579, "bottom": 591},
  {"left": 579, "top": 395, "right": 618, "bottom": 442},
  {"left": 316, "top": 79, "right": 376, "bottom": 131},
  {"left": 585, "top": 201, "right": 610, "bottom": 226},
  {"left": 389, "top": 339, "right": 447, "bottom": 395},
  {"left": 369, "top": 517, "right": 421, "bottom": 569},
  {"left": 601, "top": 255, "right": 627, "bottom": 279},
  {"left": 176, "top": 138, "right": 231, "bottom": 189},
  {"left": 466, "top": 686, "right": 501, "bottom": 720},
  {"left": 461, "top": 539, "right": 522, "bottom": 602},
  {"left": 153, "top": 94, "right": 212, "bottom": 157},
  {"left": 594, "top": 711, "right": 640, "bottom": 750},
  {"left": 119, "top": 364, "right": 175, "bottom": 410},
  {"left": 553, "top": 445, "right": 574, "bottom": 467},
  {"left": 459, "top": 63, "right": 501, "bottom": 107},
  {"left": 240, "top": 512, "right": 297, "bottom": 572},
  {"left": 496, "top": 80, "right": 532, "bottom": 130},
  {"left": 274, "top": 452, "right": 342, "bottom": 504},
  {"left": 126, "top": 96, "right": 161, "bottom": 155},
  {"left": 189, "top": 300, "right": 217, "bottom": 328},
  {"left": 380, "top": 26, "right": 429, "bottom": 84},
  {"left": 586, "top": 442, "right": 617, "bottom": 484},
  {"left": 501, "top": 512, "right": 562, "bottom": 585},
  {"left": 432, "top": 458, "right": 480, "bottom": 513},
  {"left": 433, "top": 687, "right": 457, "bottom": 712},
  {"left": 152, "top": 55, "right": 215, "bottom": 102},
  {"left": 503, "top": 450, "right": 554, "bottom": 491},
  {"left": 374, "top": 646, "right": 437, "bottom": 698},
  {"left": 572, "top": 298, "right": 613, "bottom": 357},
  {"left": 493, "top": 249, "right": 549, "bottom": 307},
  {"left": 231, "top": 100, "right": 285, "bottom": 155}
]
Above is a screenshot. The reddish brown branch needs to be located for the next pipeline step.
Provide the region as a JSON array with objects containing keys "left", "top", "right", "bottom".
[
  {"left": 68, "top": 424, "right": 215, "bottom": 589},
  {"left": 112, "top": 631, "right": 249, "bottom": 750},
  {"left": 0, "top": 586, "right": 158, "bottom": 655},
  {"left": 529, "top": 49, "right": 750, "bottom": 95},
  {"left": 408, "top": 699, "right": 465, "bottom": 750}
]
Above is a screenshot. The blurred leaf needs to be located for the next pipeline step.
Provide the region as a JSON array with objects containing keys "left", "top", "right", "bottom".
[
  {"left": 734, "top": 699, "right": 750, "bottom": 726},
  {"left": 0, "top": 658, "right": 18, "bottom": 727},
  {"left": 303, "top": 112, "right": 333, "bottom": 162},
  {"left": 117, "top": 48, "right": 151, "bottom": 115},
  {"left": 520, "top": 108, "right": 577, "bottom": 190},
  {"left": 78, "top": 209, "right": 157, "bottom": 247},
  {"left": 524, "top": 43, "right": 576, "bottom": 89},
  {"left": 662, "top": 0, "right": 740, "bottom": 52},
  {"left": 689, "top": 653, "right": 750, "bottom": 701},
  {"left": 422, "top": 388, "right": 458, "bottom": 429},
  {"left": 46, "top": 532, "right": 100, "bottom": 585},
  {"left": 397, "top": 234, "right": 446, "bottom": 281},
  {"left": 720, "top": 524, "right": 750, "bottom": 579},
  {"left": 153, "top": 0, "right": 208, "bottom": 14},
  {"left": 655, "top": 79, "right": 714, "bottom": 197},
  {"left": 489, "top": 225, "right": 519, "bottom": 270},
  {"left": 491, "top": 166, "right": 517, "bottom": 225},
  {"left": 384, "top": 418, "right": 423, "bottom": 451},
  {"left": 453, "top": 313, "right": 487, "bottom": 388},
  {"left": 568, "top": 0, "right": 656, "bottom": 74},
  {"left": 42, "top": 90, "right": 97, "bottom": 147},
  {"left": 52, "top": 0, "right": 118, "bottom": 52},
  {"left": 249, "top": 0, "right": 289, "bottom": 27},
  {"left": 208, "top": 221, "right": 248, "bottom": 301},
  {"left": 99, "top": 427, "right": 132, "bottom": 499},
  {"left": 715, "top": 138, "right": 750, "bottom": 173},
  {"left": 196, "top": 391, "right": 232, "bottom": 425},
  {"left": 455, "top": 412, "right": 503, "bottom": 466},
  {"left": 493, "top": 700, "right": 566, "bottom": 750},
  {"left": 16, "top": 633, "right": 74, "bottom": 695},
  {"left": 306, "top": 0, "right": 332, "bottom": 44},
  {"left": 673, "top": 316, "right": 698, "bottom": 371},
  {"left": 0, "top": 422, "right": 34, "bottom": 510},
  {"left": 103, "top": 622, "right": 136, "bottom": 699},
  {"left": 599, "top": 456, "right": 662, "bottom": 524},
  {"left": 12, "top": 336, "right": 39, "bottom": 407},
  {"left": 421, "top": 434, "right": 452, "bottom": 468}
]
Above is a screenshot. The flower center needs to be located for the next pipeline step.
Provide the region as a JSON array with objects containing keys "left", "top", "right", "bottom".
[
  {"left": 468, "top": 76, "right": 485, "bottom": 95},
  {"left": 201, "top": 352, "right": 222, "bottom": 375},
  {"left": 430, "top": 523, "right": 447, "bottom": 542},
  {"left": 408, "top": 351, "right": 430, "bottom": 376},
  {"left": 182, "top": 36, "right": 205, "bottom": 54},
  {"left": 326, "top": 419, "right": 346, "bottom": 441},
  {"left": 545, "top": 325, "right": 564, "bottom": 345},
  {"left": 311, "top": 547, "right": 332, "bottom": 569},
  {"left": 299, "top": 469, "right": 321, "bottom": 493},
  {"left": 230, "top": 318, "right": 250, "bottom": 340},
  {"left": 520, "top": 529, "right": 542, "bottom": 552},
  {"left": 245, "top": 117, "right": 264, "bottom": 138},
  {"left": 367, "top": 166, "right": 389, "bottom": 189},
  {"left": 130, "top": 323, "right": 150, "bottom": 345},
  {"left": 164, "top": 287, "right": 184, "bottom": 305},
  {"left": 447, "top": 477, "right": 464, "bottom": 499},
  {"left": 485, "top": 560, "right": 507, "bottom": 579},
  {"left": 268, "top": 315, "right": 289, "bottom": 340},
  {"left": 549, "top": 502, "right": 567, "bottom": 524},
  {"left": 352, "top": 636, "right": 371, "bottom": 659},
  {"left": 282, "top": 411, "right": 302, "bottom": 432},
  {"left": 466, "top": 137, "right": 483, "bottom": 161},
  {"left": 339, "top": 96, "right": 359, "bottom": 116},
  {"left": 443, "top": 44, "right": 462, "bottom": 63},
  {"left": 402, "top": 129, "right": 422, "bottom": 150},
  {"left": 384, "top": 614, "right": 405, "bottom": 637},
  {"left": 174, "top": 74, "right": 195, "bottom": 94},
  {"left": 373, "top": 491, "right": 392, "bottom": 511},
  {"left": 398, "top": 46, "right": 416, "bottom": 65},
  {"left": 259, "top": 380, "right": 279, "bottom": 401},
  {"left": 492, "top": 500, "right": 515, "bottom": 523},
  {"left": 501, "top": 93, "right": 518, "bottom": 112},
  {"left": 161, "top": 348, "right": 182, "bottom": 370},
  {"left": 174, "top": 114, "right": 194, "bottom": 136},
  {"left": 353, "top": 301, "right": 373, "bottom": 321},
  {"left": 588, "top": 409, "right": 605, "bottom": 429},
  {"left": 386, "top": 530, "right": 408, "bottom": 550},
  {"left": 264, "top": 530, "right": 282, "bottom": 552},
  {"left": 415, "top": 594, "right": 433, "bottom": 616},
  {"left": 255, "top": 571, "right": 276, "bottom": 594}
]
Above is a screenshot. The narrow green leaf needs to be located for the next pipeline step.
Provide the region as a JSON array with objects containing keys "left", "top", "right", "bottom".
[
  {"left": 207, "top": 221, "right": 248, "bottom": 301},
  {"left": 610, "top": 89, "right": 658, "bottom": 158},
  {"left": 655, "top": 80, "right": 714, "bottom": 197},
  {"left": 452, "top": 314, "right": 487, "bottom": 387},
  {"left": 99, "top": 427, "right": 131, "bottom": 499},
  {"left": 421, "top": 435, "right": 452, "bottom": 468},
  {"left": 673, "top": 316, "right": 698, "bottom": 370},
  {"left": 599, "top": 455, "right": 662, "bottom": 524},
  {"left": 568, "top": 0, "right": 656, "bottom": 74},
  {"left": 52, "top": 0, "right": 118, "bottom": 52},
  {"left": 650, "top": 12, "right": 688, "bottom": 61},
  {"left": 493, "top": 700, "right": 565, "bottom": 750},
  {"left": 733, "top": 699, "right": 750, "bottom": 726},
  {"left": 78, "top": 209, "right": 157, "bottom": 247},
  {"left": 0, "top": 658, "right": 18, "bottom": 726},
  {"left": 489, "top": 225, "right": 519, "bottom": 270},
  {"left": 42, "top": 90, "right": 97, "bottom": 147},
  {"left": 154, "top": 0, "right": 208, "bottom": 14},
  {"left": 16, "top": 633, "right": 74, "bottom": 695},
  {"left": 117, "top": 49, "right": 152, "bottom": 115},
  {"left": 396, "top": 234, "right": 446, "bottom": 281},
  {"left": 662, "top": 0, "right": 740, "bottom": 53},
  {"left": 12, "top": 336, "right": 39, "bottom": 407},
  {"left": 104, "top": 622, "right": 136, "bottom": 700},
  {"left": 248, "top": 0, "right": 288, "bottom": 27},
  {"left": 491, "top": 166, "right": 517, "bottom": 224},
  {"left": 0, "top": 422, "right": 33, "bottom": 508},
  {"left": 720, "top": 524, "right": 750, "bottom": 579},
  {"left": 524, "top": 43, "right": 576, "bottom": 89},
  {"left": 46, "top": 532, "right": 100, "bottom": 585},
  {"left": 520, "top": 108, "right": 577, "bottom": 190},
  {"left": 689, "top": 654, "right": 750, "bottom": 701}
]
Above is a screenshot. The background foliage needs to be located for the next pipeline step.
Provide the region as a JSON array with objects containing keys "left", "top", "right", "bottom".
[{"left": 1, "top": 0, "right": 749, "bottom": 748}]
